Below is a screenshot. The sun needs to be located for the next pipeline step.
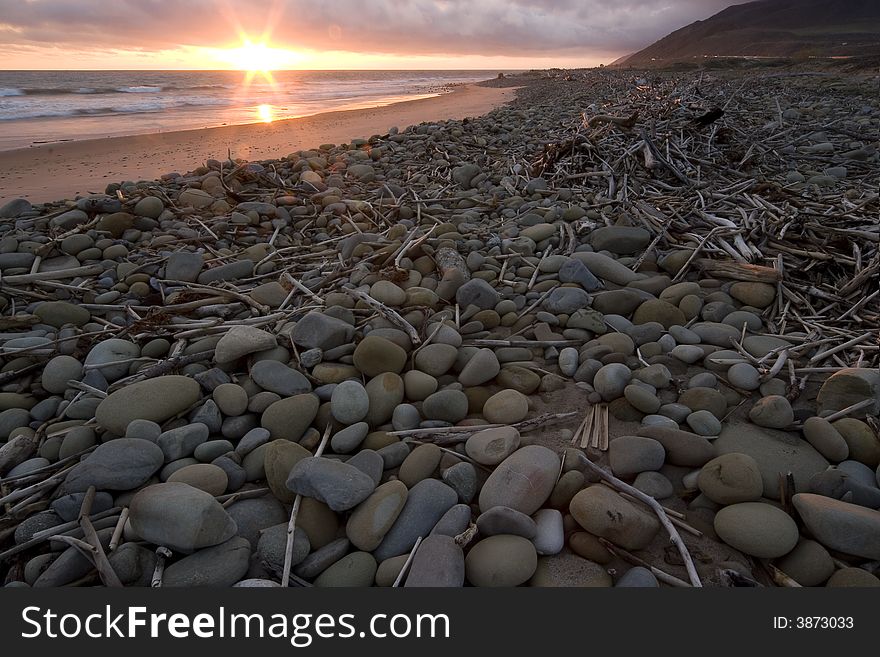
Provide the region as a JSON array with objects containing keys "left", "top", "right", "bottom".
[{"left": 229, "top": 40, "right": 277, "bottom": 72}]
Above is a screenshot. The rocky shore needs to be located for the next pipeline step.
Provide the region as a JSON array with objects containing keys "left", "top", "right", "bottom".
[{"left": 0, "top": 68, "right": 878, "bottom": 588}]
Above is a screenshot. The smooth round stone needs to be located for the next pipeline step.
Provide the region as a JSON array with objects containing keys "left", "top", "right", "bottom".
[
  {"left": 479, "top": 445, "right": 559, "bottom": 515},
  {"left": 816, "top": 368, "right": 880, "bottom": 419},
  {"left": 370, "top": 280, "right": 406, "bottom": 306},
  {"left": 260, "top": 394, "right": 319, "bottom": 441},
  {"left": 391, "top": 403, "right": 420, "bottom": 431},
  {"left": 761, "top": 378, "right": 789, "bottom": 397},
  {"left": 826, "top": 568, "right": 880, "bottom": 587},
  {"left": 193, "top": 440, "right": 234, "bottom": 463},
  {"left": 632, "top": 299, "right": 685, "bottom": 329},
  {"left": 331, "top": 380, "right": 369, "bottom": 424},
  {"left": 458, "top": 348, "right": 500, "bottom": 387},
  {"left": 129, "top": 482, "right": 237, "bottom": 553},
  {"left": 166, "top": 463, "right": 228, "bottom": 496},
  {"left": 477, "top": 506, "right": 537, "bottom": 539},
  {"left": 615, "top": 566, "right": 659, "bottom": 587},
  {"left": 346, "top": 480, "right": 408, "bottom": 551},
  {"left": 730, "top": 282, "right": 776, "bottom": 308},
  {"left": 95, "top": 375, "right": 200, "bottom": 435},
  {"left": 686, "top": 410, "right": 722, "bottom": 436},
  {"left": 793, "top": 493, "right": 880, "bottom": 560},
  {"left": 688, "top": 372, "right": 717, "bottom": 389},
  {"left": 609, "top": 435, "right": 665, "bottom": 476},
  {"left": 250, "top": 360, "right": 310, "bottom": 396},
  {"left": 374, "top": 479, "right": 457, "bottom": 561},
  {"left": 722, "top": 310, "right": 763, "bottom": 331},
  {"left": 532, "top": 509, "right": 564, "bottom": 555},
  {"left": 678, "top": 387, "right": 727, "bottom": 419},
  {"left": 431, "top": 504, "right": 472, "bottom": 538},
  {"left": 353, "top": 336, "right": 407, "bottom": 376},
  {"left": 670, "top": 344, "right": 704, "bottom": 364},
  {"left": 465, "top": 535, "right": 537, "bottom": 587},
  {"left": 422, "top": 389, "right": 468, "bottom": 423},
  {"left": 697, "top": 453, "right": 763, "bottom": 504},
  {"left": 8, "top": 458, "right": 50, "bottom": 478},
  {"left": 623, "top": 384, "right": 660, "bottom": 414},
  {"left": 287, "top": 456, "right": 376, "bottom": 512},
  {"left": 833, "top": 418, "right": 880, "bottom": 469},
  {"left": 442, "top": 461, "right": 477, "bottom": 504},
  {"left": 365, "top": 373, "right": 404, "bottom": 427},
  {"left": 669, "top": 325, "right": 700, "bottom": 345},
  {"left": 413, "top": 344, "right": 458, "bottom": 377},
  {"left": 776, "top": 539, "right": 834, "bottom": 586},
  {"left": 465, "top": 426, "right": 520, "bottom": 465},
  {"left": 632, "top": 471, "right": 674, "bottom": 499},
  {"left": 59, "top": 438, "right": 163, "bottom": 494},
  {"left": 714, "top": 502, "right": 799, "bottom": 558},
  {"left": 403, "top": 534, "right": 465, "bottom": 587},
  {"left": 569, "top": 486, "right": 660, "bottom": 550},
  {"left": 802, "top": 417, "right": 848, "bottom": 462},
  {"left": 212, "top": 383, "right": 248, "bottom": 417},
  {"left": 479, "top": 385, "right": 531, "bottom": 422},
  {"left": 635, "top": 364, "right": 672, "bottom": 389},
  {"left": 593, "top": 363, "right": 632, "bottom": 401},
  {"left": 837, "top": 460, "right": 876, "bottom": 488},
  {"left": 330, "top": 422, "right": 369, "bottom": 454},
  {"left": 642, "top": 414, "right": 679, "bottom": 429},
  {"left": 398, "top": 443, "right": 442, "bottom": 488},
  {"left": 313, "top": 552, "right": 377, "bottom": 587},
  {"left": 727, "top": 362, "right": 760, "bottom": 390},
  {"left": 749, "top": 395, "right": 794, "bottom": 429},
  {"left": 34, "top": 301, "right": 91, "bottom": 328},
  {"left": 403, "top": 370, "right": 438, "bottom": 401},
  {"left": 41, "top": 355, "right": 83, "bottom": 394},
  {"left": 558, "top": 347, "right": 579, "bottom": 377}
]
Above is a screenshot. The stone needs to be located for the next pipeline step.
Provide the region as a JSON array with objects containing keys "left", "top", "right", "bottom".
[
  {"left": 414, "top": 344, "right": 458, "bottom": 376},
  {"left": 365, "top": 373, "right": 405, "bottom": 427},
  {"left": 678, "top": 387, "right": 727, "bottom": 419},
  {"left": 834, "top": 418, "right": 880, "bottom": 468},
  {"left": 422, "top": 389, "right": 468, "bottom": 423},
  {"left": 314, "top": 552, "right": 377, "bottom": 587},
  {"left": 608, "top": 435, "right": 665, "bottom": 476},
  {"left": 793, "top": 493, "right": 880, "bottom": 560},
  {"left": 465, "top": 426, "right": 520, "bottom": 466},
  {"left": 257, "top": 523, "right": 310, "bottom": 576},
  {"left": 157, "top": 423, "right": 209, "bottom": 462},
  {"left": 543, "top": 287, "right": 591, "bottom": 315},
  {"left": 730, "top": 282, "right": 776, "bottom": 308},
  {"left": 59, "top": 438, "right": 163, "bottom": 494},
  {"left": 374, "top": 479, "right": 457, "bottom": 561},
  {"left": 226, "top": 497, "right": 287, "bottom": 548},
  {"left": 458, "top": 348, "right": 500, "bottom": 387},
  {"left": 84, "top": 339, "right": 140, "bottom": 381},
  {"left": 431, "top": 504, "right": 472, "bottom": 537},
  {"left": 370, "top": 280, "right": 406, "bottom": 306},
  {"left": 465, "top": 535, "right": 537, "bottom": 587},
  {"left": 212, "top": 383, "right": 248, "bottom": 416},
  {"left": 51, "top": 492, "right": 113, "bottom": 522},
  {"left": 775, "top": 539, "right": 834, "bottom": 587},
  {"left": 633, "top": 299, "right": 686, "bottom": 329},
  {"left": 569, "top": 485, "right": 660, "bottom": 550},
  {"left": 477, "top": 506, "right": 537, "bottom": 539},
  {"left": 129, "top": 482, "right": 237, "bottom": 553},
  {"left": 260, "top": 394, "right": 319, "bottom": 441},
  {"left": 817, "top": 368, "right": 880, "bottom": 419},
  {"left": 593, "top": 363, "right": 632, "bottom": 401},
  {"left": 294, "top": 537, "right": 350, "bottom": 580},
  {"left": 398, "top": 443, "right": 442, "bottom": 487},
  {"left": 590, "top": 226, "right": 650, "bottom": 254},
  {"left": 532, "top": 509, "right": 564, "bottom": 555},
  {"left": 34, "top": 301, "right": 90, "bottom": 328},
  {"left": 291, "top": 312, "right": 356, "bottom": 351},
  {"left": 404, "top": 534, "right": 465, "bottom": 587},
  {"left": 330, "top": 422, "right": 369, "bottom": 454},
  {"left": 250, "top": 360, "right": 311, "bottom": 396},
  {"left": 166, "top": 463, "right": 228, "bottom": 496},
  {"left": 686, "top": 410, "right": 722, "bottom": 436},
  {"left": 727, "top": 363, "right": 760, "bottom": 390},
  {"left": 713, "top": 502, "right": 799, "bottom": 558},
  {"left": 330, "top": 380, "right": 369, "bottom": 424},
  {"left": 632, "top": 471, "right": 674, "bottom": 499},
  {"left": 802, "top": 417, "right": 849, "bottom": 462},
  {"left": 108, "top": 543, "right": 157, "bottom": 586},
  {"left": 165, "top": 252, "right": 203, "bottom": 282},
  {"left": 749, "top": 395, "right": 794, "bottom": 429},
  {"left": 558, "top": 348, "right": 579, "bottom": 377},
  {"left": 455, "top": 279, "right": 499, "bottom": 310},
  {"left": 623, "top": 385, "right": 661, "bottom": 414},
  {"left": 558, "top": 258, "right": 601, "bottom": 291},
  {"left": 163, "top": 537, "right": 251, "bottom": 587},
  {"left": 353, "top": 336, "right": 407, "bottom": 376},
  {"left": 442, "top": 462, "right": 477, "bottom": 503},
  {"left": 95, "top": 376, "right": 200, "bottom": 435},
  {"left": 286, "top": 457, "right": 376, "bottom": 512},
  {"left": 670, "top": 344, "right": 704, "bottom": 364},
  {"left": 215, "top": 326, "right": 276, "bottom": 363},
  {"left": 825, "top": 568, "right": 880, "bottom": 587},
  {"left": 715, "top": 423, "right": 828, "bottom": 499},
  {"left": 637, "top": 426, "right": 716, "bottom": 467},
  {"left": 346, "top": 480, "right": 408, "bottom": 551},
  {"left": 697, "top": 453, "right": 763, "bottom": 504},
  {"left": 41, "top": 355, "right": 84, "bottom": 394},
  {"left": 479, "top": 445, "right": 559, "bottom": 515}
]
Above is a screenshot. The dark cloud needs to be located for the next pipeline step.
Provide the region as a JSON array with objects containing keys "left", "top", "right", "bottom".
[{"left": 0, "top": 0, "right": 734, "bottom": 58}]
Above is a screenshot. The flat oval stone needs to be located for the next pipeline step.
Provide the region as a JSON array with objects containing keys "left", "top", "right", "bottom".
[
  {"left": 713, "top": 502, "right": 799, "bottom": 559},
  {"left": 479, "top": 445, "right": 559, "bottom": 515},
  {"left": 465, "top": 534, "right": 537, "bottom": 587},
  {"left": 95, "top": 376, "right": 200, "bottom": 435}
]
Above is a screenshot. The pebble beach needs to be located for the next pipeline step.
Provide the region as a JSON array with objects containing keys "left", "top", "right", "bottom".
[{"left": 0, "top": 67, "right": 878, "bottom": 589}]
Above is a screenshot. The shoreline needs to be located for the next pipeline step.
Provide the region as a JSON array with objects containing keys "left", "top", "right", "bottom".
[{"left": 0, "top": 83, "right": 515, "bottom": 205}]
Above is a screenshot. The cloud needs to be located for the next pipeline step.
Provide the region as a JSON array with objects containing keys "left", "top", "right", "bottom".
[{"left": 0, "top": 0, "right": 734, "bottom": 60}]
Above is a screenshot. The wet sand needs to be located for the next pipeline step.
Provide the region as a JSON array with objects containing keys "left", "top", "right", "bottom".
[{"left": 0, "top": 84, "right": 515, "bottom": 204}]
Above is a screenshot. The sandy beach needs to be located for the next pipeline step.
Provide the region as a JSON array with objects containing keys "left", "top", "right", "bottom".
[{"left": 0, "top": 83, "right": 514, "bottom": 205}]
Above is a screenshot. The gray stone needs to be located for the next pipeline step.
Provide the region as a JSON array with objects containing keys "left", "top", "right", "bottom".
[
  {"left": 250, "top": 360, "right": 311, "bottom": 396},
  {"left": 286, "top": 457, "right": 376, "bottom": 512},
  {"left": 291, "top": 312, "right": 356, "bottom": 351},
  {"left": 331, "top": 380, "right": 370, "bottom": 424},
  {"left": 404, "top": 535, "right": 465, "bottom": 587},
  {"left": 558, "top": 258, "right": 602, "bottom": 291},
  {"left": 215, "top": 326, "right": 276, "bottom": 363},
  {"left": 609, "top": 435, "right": 665, "bottom": 476},
  {"left": 455, "top": 279, "right": 499, "bottom": 310},
  {"left": 593, "top": 363, "right": 632, "bottom": 401},
  {"left": 60, "top": 439, "right": 164, "bottom": 494},
  {"left": 793, "top": 493, "right": 880, "bottom": 560},
  {"left": 157, "top": 423, "right": 209, "bottom": 462},
  {"left": 714, "top": 502, "right": 799, "bottom": 558},
  {"left": 477, "top": 506, "right": 537, "bottom": 539},
  {"left": 616, "top": 566, "right": 659, "bottom": 587},
  {"left": 95, "top": 375, "right": 201, "bottom": 435},
  {"left": 479, "top": 445, "right": 559, "bottom": 515},
  {"left": 543, "top": 287, "right": 591, "bottom": 315},
  {"left": 465, "top": 534, "right": 537, "bottom": 587},
  {"left": 163, "top": 537, "right": 251, "bottom": 587},
  {"left": 374, "top": 479, "right": 457, "bottom": 561},
  {"left": 165, "top": 252, "right": 203, "bottom": 282}
]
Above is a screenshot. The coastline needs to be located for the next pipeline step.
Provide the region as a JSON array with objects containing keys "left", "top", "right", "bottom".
[{"left": 0, "top": 83, "right": 515, "bottom": 205}]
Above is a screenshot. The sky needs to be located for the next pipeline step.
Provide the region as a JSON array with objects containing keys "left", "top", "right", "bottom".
[{"left": 0, "top": 0, "right": 736, "bottom": 70}]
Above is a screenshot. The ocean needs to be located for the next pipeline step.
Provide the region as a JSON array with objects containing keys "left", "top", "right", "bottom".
[{"left": 0, "top": 70, "right": 502, "bottom": 151}]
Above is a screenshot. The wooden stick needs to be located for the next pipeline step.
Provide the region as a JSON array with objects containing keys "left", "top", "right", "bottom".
[
  {"left": 343, "top": 287, "right": 421, "bottom": 345},
  {"left": 392, "top": 536, "right": 423, "bottom": 587}
]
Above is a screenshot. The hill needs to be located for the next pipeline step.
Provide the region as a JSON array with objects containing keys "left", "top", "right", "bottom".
[{"left": 618, "top": 0, "right": 880, "bottom": 66}]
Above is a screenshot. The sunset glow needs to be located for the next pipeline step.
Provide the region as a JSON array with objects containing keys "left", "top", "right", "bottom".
[{"left": 208, "top": 39, "right": 305, "bottom": 72}]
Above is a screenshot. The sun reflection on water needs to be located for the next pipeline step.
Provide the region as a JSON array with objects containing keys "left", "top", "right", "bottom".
[{"left": 257, "top": 104, "right": 274, "bottom": 123}]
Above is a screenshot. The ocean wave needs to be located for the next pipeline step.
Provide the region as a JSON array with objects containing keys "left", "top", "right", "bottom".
[
  {"left": 0, "top": 88, "right": 25, "bottom": 97},
  {"left": 0, "top": 97, "right": 232, "bottom": 121}
]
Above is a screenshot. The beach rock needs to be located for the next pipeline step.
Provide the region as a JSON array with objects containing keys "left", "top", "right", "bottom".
[
  {"left": 686, "top": 410, "right": 722, "bottom": 436},
  {"left": 422, "top": 389, "right": 468, "bottom": 423},
  {"left": 623, "top": 385, "right": 661, "bottom": 414},
  {"left": 593, "top": 363, "right": 632, "bottom": 401},
  {"left": 590, "top": 226, "right": 650, "bottom": 254},
  {"left": 442, "top": 462, "right": 477, "bottom": 504},
  {"left": 167, "top": 463, "right": 228, "bottom": 496},
  {"left": 775, "top": 539, "right": 834, "bottom": 587},
  {"left": 558, "top": 258, "right": 601, "bottom": 291},
  {"left": 353, "top": 336, "right": 407, "bottom": 376},
  {"left": 479, "top": 445, "right": 558, "bottom": 515},
  {"left": 633, "top": 300, "right": 685, "bottom": 329},
  {"left": 616, "top": 567, "right": 659, "bottom": 588},
  {"left": 697, "top": 453, "right": 763, "bottom": 504},
  {"left": 727, "top": 363, "right": 761, "bottom": 390},
  {"left": 257, "top": 523, "right": 310, "bottom": 576},
  {"left": 465, "top": 426, "right": 520, "bottom": 466},
  {"left": 165, "top": 252, "right": 203, "bottom": 282},
  {"left": 374, "top": 479, "right": 457, "bottom": 561},
  {"left": 330, "top": 380, "right": 369, "bottom": 424},
  {"left": 404, "top": 534, "right": 464, "bottom": 587},
  {"left": 95, "top": 375, "right": 200, "bottom": 435},
  {"left": 286, "top": 457, "right": 376, "bottom": 512},
  {"left": 458, "top": 348, "right": 500, "bottom": 387},
  {"left": 715, "top": 423, "right": 828, "bottom": 498},
  {"left": 34, "top": 301, "right": 90, "bottom": 328},
  {"left": 802, "top": 417, "right": 849, "bottom": 462},
  {"left": 465, "top": 535, "right": 537, "bottom": 587},
  {"left": 834, "top": 418, "right": 880, "bottom": 468},
  {"left": 608, "top": 435, "right": 665, "bottom": 476},
  {"left": 793, "top": 493, "right": 880, "bottom": 560},
  {"left": 250, "top": 360, "right": 311, "bottom": 396},
  {"left": 569, "top": 485, "right": 660, "bottom": 550},
  {"left": 346, "top": 480, "right": 408, "bottom": 551},
  {"left": 455, "top": 279, "right": 499, "bottom": 310},
  {"left": 260, "top": 394, "right": 319, "bottom": 441},
  {"left": 313, "top": 552, "right": 377, "bottom": 587},
  {"left": 816, "top": 368, "right": 880, "bottom": 419},
  {"left": 543, "top": 287, "right": 591, "bottom": 315},
  {"left": 291, "top": 312, "right": 355, "bottom": 351},
  {"left": 84, "top": 339, "right": 140, "bottom": 380},
  {"left": 398, "top": 443, "right": 442, "bottom": 487},
  {"left": 414, "top": 344, "right": 458, "bottom": 376},
  {"left": 163, "top": 537, "right": 251, "bottom": 587},
  {"left": 41, "top": 355, "right": 84, "bottom": 394},
  {"left": 749, "top": 395, "right": 794, "bottom": 429},
  {"left": 129, "top": 482, "right": 237, "bottom": 553},
  {"left": 633, "top": 471, "right": 674, "bottom": 499},
  {"left": 637, "top": 426, "right": 716, "bottom": 467},
  {"left": 532, "top": 509, "right": 564, "bottom": 555},
  {"left": 477, "top": 506, "right": 537, "bottom": 539},
  {"left": 826, "top": 568, "right": 880, "bottom": 587},
  {"left": 713, "top": 502, "right": 799, "bottom": 558},
  {"left": 157, "top": 423, "right": 209, "bottom": 462},
  {"left": 215, "top": 326, "right": 276, "bottom": 363}
]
